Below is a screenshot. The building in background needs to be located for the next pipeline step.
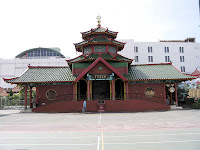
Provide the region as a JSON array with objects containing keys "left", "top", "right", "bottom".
[
  {"left": 119, "top": 38, "right": 200, "bottom": 75},
  {"left": 0, "top": 47, "right": 68, "bottom": 89}
]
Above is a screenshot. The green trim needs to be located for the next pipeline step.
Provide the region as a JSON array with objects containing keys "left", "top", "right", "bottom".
[
  {"left": 22, "top": 82, "right": 73, "bottom": 86},
  {"left": 72, "top": 62, "right": 93, "bottom": 68},
  {"left": 128, "top": 80, "right": 179, "bottom": 84}
]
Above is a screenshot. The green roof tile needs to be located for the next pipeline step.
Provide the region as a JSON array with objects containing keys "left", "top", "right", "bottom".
[
  {"left": 68, "top": 53, "right": 132, "bottom": 64},
  {"left": 7, "top": 67, "right": 76, "bottom": 83},
  {"left": 128, "top": 64, "right": 195, "bottom": 81}
]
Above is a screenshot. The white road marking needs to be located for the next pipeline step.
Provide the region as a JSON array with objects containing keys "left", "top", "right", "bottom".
[
  {"left": 0, "top": 143, "right": 97, "bottom": 146},
  {"left": 1, "top": 132, "right": 200, "bottom": 139},
  {"left": 104, "top": 139, "right": 200, "bottom": 144},
  {"left": 103, "top": 132, "right": 200, "bottom": 137},
  {"left": 99, "top": 113, "right": 101, "bottom": 125},
  {"left": 0, "top": 136, "right": 97, "bottom": 139},
  {"left": 97, "top": 136, "right": 100, "bottom": 150}
]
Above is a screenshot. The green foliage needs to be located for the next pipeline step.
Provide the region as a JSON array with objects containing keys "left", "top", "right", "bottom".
[
  {"left": 9, "top": 90, "right": 13, "bottom": 96},
  {"left": 193, "top": 99, "right": 200, "bottom": 109}
]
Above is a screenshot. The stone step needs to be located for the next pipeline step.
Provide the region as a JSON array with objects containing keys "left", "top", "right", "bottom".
[{"left": 170, "top": 105, "right": 183, "bottom": 110}]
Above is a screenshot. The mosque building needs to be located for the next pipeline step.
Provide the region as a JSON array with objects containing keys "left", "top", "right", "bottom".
[{"left": 4, "top": 16, "right": 194, "bottom": 112}]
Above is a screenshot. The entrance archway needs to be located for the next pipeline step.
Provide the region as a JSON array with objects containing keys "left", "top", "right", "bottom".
[
  {"left": 115, "top": 79, "right": 124, "bottom": 100},
  {"left": 77, "top": 80, "right": 87, "bottom": 100},
  {"left": 92, "top": 80, "right": 110, "bottom": 100}
]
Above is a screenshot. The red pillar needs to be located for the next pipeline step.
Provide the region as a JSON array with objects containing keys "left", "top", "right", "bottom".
[
  {"left": 163, "top": 83, "right": 166, "bottom": 103},
  {"left": 29, "top": 87, "right": 32, "bottom": 108},
  {"left": 112, "top": 80, "right": 115, "bottom": 100},
  {"left": 125, "top": 81, "right": 129, "bottom": 100},
  {"left": 24, "top": 85, "right": 28, "bottom": 110},
  {"left": 36, "top": 85, "right": 39, "bottom": 104},
  {"left": 175, "top": 82, "right": 178, "bottom": 107},
  {"left": 73, "top": 82, "right": 77, "bottom": 101},
  {"left": 87, "top": 80, "right": 90, "bottom": 101}
]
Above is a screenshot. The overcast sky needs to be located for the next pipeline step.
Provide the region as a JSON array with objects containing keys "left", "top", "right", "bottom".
[{"left": 0, "top": 0, "right": 199, "bottom": 59}]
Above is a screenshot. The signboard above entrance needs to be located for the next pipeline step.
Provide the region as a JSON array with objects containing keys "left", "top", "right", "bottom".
[
  {"left": 92, "top": 74, "right": 110, "bottom": 79},
  {"left": 87, "top": 73, "right": 115, "bottom": 80}
]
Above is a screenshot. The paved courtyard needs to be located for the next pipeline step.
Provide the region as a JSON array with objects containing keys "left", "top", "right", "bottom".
[{"left": 0, "top": 109, "right": 200, "bottom": 150}]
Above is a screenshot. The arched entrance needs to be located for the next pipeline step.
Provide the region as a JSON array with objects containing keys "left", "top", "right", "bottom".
[
  {"left": 77, "top": 80, "right": 87, "bottom": 100},
  {"left": 92, "top": 80, "right": 110, "bottom": 100},
  {"left": 115, "top": 79, "right": 124, "bottom": 100}
]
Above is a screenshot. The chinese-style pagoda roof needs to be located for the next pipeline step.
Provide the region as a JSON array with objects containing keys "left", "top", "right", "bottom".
[
  {"left": 67, "top": 53, "right": 133, "bottom": 64},
  {"left": 191, "top": 68, "right": 200, "bottom": 77},
  {"left": 74, "top": 38, "right": 125, "bottom": 52},
  {"left": 81, "top": 26, "right": 118, "bottom": 39},
  {"left": 4, "top": 66, "right": 76, "bottom": 84},
  {"left": 4, "top": 63, "right": 195, "bottom": 84},
  {"left": 128, "top": 63, "right": 195, "bottom": 81}
]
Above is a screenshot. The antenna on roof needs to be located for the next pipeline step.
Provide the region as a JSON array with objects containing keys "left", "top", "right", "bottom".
[{"left": 96, "top": 15, "right": 101, "bottom": 27}]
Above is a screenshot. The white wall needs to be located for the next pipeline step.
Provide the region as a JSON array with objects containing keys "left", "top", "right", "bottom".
[
  {"left": 0, "top": 57, "right": 69, "bottom": 89},
  {"left": 119, "top": 40, "right": 200, "bottom": 74}
]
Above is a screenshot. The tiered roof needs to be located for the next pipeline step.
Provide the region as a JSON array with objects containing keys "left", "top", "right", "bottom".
[
  {"left": 67, "top": 53, "right": 132, "bottom": 64},
  {"left": 4, "top": 66, "right": 76, "bottom": 84},
  {"left": 81, "top": 26, "right": 118, "bottom": 40},
  {"left": 4, "top": 63, "right": 195, "bottom": 84},
  {"left": 128, "top": 63, "right": 195, "bottom": 81}
]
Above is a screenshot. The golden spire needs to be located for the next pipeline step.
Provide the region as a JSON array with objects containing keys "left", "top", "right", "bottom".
[{"left": 96, "top": 15, "right": 101, "bottom": 27}]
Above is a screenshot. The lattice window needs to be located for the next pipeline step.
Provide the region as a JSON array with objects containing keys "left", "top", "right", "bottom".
[
  {"left": 46, "top": 89, "right": 57, "bottom": 100},
  {"left": 109, "top": 46, "right": 117, "bottom": 53},
  {"left": 94, "top": 45, "right": 106, "bottom": 52},
  {"left": 83, "top": 46, "right": 92, "bottom": 54}
]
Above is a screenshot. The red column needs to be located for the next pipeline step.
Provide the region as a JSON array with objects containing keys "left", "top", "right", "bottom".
[
  {"left": 29, "top": 87, "right": 32, "bottom": 108},
  {"left": 87, "top": 80, "right": 90, "bottom": 101},
  {"left": 163, "top": 83, "right": 166, "bottom": 103},
  {"left": 112, "top": 80, "right": 115, "bottom": 100},
  {"left": 73, "top": 82, "right": 77, "bottom": 101},
  {"left": 36, "top": 85, "right": 39, "bottom": 104},
  {"left": 24, "top": 85, "right": 27, "bottom": 110},
  {"left": 125, "top": 81, "right": 129, "bottom": 100},
  {"left": 175, "top": 82, "right": 178, "bottom": 107}
]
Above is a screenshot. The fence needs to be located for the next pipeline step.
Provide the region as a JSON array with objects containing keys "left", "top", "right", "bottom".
[
  {"left": 0, "top": 97, "right": 28, "bottom": 109},
  {"left": 0, "top": 92, "right": 166, "bottom": 109}
]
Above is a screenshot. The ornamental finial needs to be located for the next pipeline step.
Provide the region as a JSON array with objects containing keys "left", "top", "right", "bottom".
[{"left": 96, "top": 15, "right": 101, "bottom": 27}]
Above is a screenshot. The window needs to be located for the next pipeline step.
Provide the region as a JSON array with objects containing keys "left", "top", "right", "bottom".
[
  {"left": 94, "top": 45, "right": 106, "bottom": 52},
  {"left": 109, "top": 46, "right": 117, "bottom": 53},
  {"left": 134, "top": 46, "right": 138, "bottom": 53},
  {"left": 181, "top": 66, "right": 185, "bottom": 72},
  {"left": 148, "top": 56, "right": 153, "bottom": 62},
  {"left": 180, "top": 56, "right": 185, "bottom": 62},
  {"left": 165, "top": 56, "right": 170, "bottom": 62},
  {"left": 135, "top": 56, "right": 139, "bottom": 62},
  {"left": 179, "top": 47, "right": 184, "bottom": 53},
  {"left": 84, "top": 46, "right": 92, "bottom": 54},
  {"left": 164, "top": 47, "right": 169, "bottom": 53},
  {"left": 148, "top": 47, "right": 153, "bottom": 53},
  {"left": 46, "top": 89, "right": 57, "bottom": 100}
]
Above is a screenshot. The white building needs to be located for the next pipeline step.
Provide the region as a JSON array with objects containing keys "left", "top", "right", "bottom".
[
  {"left": 119, "top": 38, "right": 200, "bottom": 75},
  {"left": 0, "top": 47, "right": 69, "bottom": 89},
  {"left": 1, "top": 38, "right": 200, "bottom": 88}
]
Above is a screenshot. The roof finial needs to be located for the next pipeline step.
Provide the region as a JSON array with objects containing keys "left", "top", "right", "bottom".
[{"left": 96, "top": 15, "right": 101, "bottom": 27}]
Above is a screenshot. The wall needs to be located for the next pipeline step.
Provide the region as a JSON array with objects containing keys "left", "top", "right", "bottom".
[
  {"left": 36, "top": 84, "right": 73, "bottom": 106},
  {"left": 128, "top": 82, "right": 166, "bottom": 103},
  {"left": 32, "top": 99, "right": 169, "bottom": 113},
  {"left": 119, "top": 40, "right": 200, "bottom": 74},
  {"left": 0, "top": 57, "right": 68, "bottom": 88}
]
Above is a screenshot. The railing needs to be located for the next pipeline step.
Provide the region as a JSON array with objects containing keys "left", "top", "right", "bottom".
[
  {"left": 36, "top": 92, "right": 166, "bottom": 107},
  {"left": 0, "top": 92, "right": 166, "bottom": 109},
  {"left": 0, "top": 97, "right": 28, "bottom": 109}
]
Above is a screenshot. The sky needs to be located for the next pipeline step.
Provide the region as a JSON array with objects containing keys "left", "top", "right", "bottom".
[{"left": 0, "top": 0, "right": 199, "bottom": 59}]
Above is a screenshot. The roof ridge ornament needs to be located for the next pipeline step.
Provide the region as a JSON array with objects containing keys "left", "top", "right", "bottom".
[{"left": 96, "top": 15, "right": 101, "bottom": 27}]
